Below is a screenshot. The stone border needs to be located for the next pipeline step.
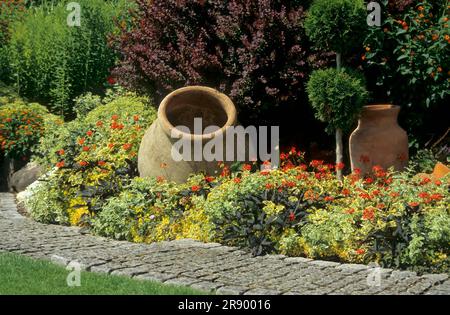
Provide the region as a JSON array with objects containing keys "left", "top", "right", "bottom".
[{"left": 0, "top": 192, "right": 449, "bottom": 295}]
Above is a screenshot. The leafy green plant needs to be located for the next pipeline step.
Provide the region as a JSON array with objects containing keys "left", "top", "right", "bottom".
[
  {"left": 4, "top": 0, "right": 130, "bottom": 117},
  {"left": 364, "top": 0, "right": 449, "bottom": 110},
  {"left": 306, "top": 68, "right": 368, "bottom": 179},
  {"left": 305, "top": 0, "right": 367, "bottom": 57},
  {"left": 0, "top": 101, "right": 62, "bottom": 160}
]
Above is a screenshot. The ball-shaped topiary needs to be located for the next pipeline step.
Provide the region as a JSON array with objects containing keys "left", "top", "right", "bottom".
[
  {"left": 305, "top": 0, "right": 367, "bottom": 56},
  {"left": 306, "top": 68, "right": 368, "bottom": 134}
]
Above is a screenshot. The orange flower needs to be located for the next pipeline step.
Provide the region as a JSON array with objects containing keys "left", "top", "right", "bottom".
[
  {"left": 122, "top": 143, "right": 132, "bottom": 151},
  {"left": 82, "top": 146, "right": 90, "bottom": 152},
  {"left": 56, "top": 161, "right": 65, "bottom": 168},
  {"left": 108, "top": 143, "right": 115, "bottom": 149},
  {"left": 409, "top": 202, "right": 420, "bottom": 207},
  {"left": 191, "top": 185, "right": 201, "bottom": 192},
  {"left": 362, "top": 208, "right": 375, "bottom": 221},
  {"left": 133, "top": 115, "right": 139, "bottom": 122},
  {"left": 98, "top": 160, "right": 106, "bottom": 166},
  {"left": 204, "top": 176, "right": 214, "bottom": 183},
  {"left": 234, "top": 177, "right": 241, "bottom": 184},
  {"left": 78, "top": 161, "right": 88, "bottom": 167},
  {"left": 78, "top": 138, "right": 85, "bottom": 145},
  {"left": 86, "top": 130, "right": 93, "bottom": 137},
  {"left": 355, "top": 249, "right": 365, "bottom": 255},
  {"left": 112, "top": 114, "right": 119, "bottom": 121},
  {"left": 96, "top": 121, "right": 103, "bottom": 127},
  {"left": 242, "top": 164, "right": 252, "bottom": 171},
  {"left": 57, "top": 149, "right": 65, "bottom": 155}
]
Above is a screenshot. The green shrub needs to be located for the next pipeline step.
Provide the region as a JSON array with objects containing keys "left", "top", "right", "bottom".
[
  {"left": 29, "top": 92, "right": 157, "bottom": 226},
  {"left": 73, "top": 92, "right": 102, "bottom": 119},
  {"left": 92, "top": 176, "right": 213, "bottom": 243},
  {"left": 0, "top": 101, "right": 62, "bottom": 160},
  {"left": 306, "top": 68, "right": 368, "bottom": 134},
  {"left": 305, "top": 0, "right": 367, "bottom": 55},
  {"left": 4, "top": 0, "right": 130, "bottom": 116}
]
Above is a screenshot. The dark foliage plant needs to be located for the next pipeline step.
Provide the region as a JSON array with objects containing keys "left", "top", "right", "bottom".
[
  {"left": 214, "top": 188, "right": 325, "bottom": 256},
  {"left": 111, "top": 0, "right": 329, "bottom": 123}
]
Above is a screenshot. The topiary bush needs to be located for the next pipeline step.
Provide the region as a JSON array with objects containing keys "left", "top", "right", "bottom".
[
  {"left": 304, "top": 0, "right": 367, "bottom": 57},
  {"left": 3, "top": 0, "right": 131, "bottom": 117},
  {"left": 306, "top": 68, "right": 368, "bottom": 134},
  {"left": 111, "top": 0, "right": 329, "bottom": 123},
  {"left": 306, "top": 68, "right": 368, "bottom": 178}
]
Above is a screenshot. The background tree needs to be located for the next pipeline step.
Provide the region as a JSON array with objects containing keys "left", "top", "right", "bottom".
[{"left": 305, "top": 0, "right": 367, "bottom": 179}]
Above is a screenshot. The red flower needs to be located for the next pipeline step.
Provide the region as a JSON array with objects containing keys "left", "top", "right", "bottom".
[
  {"left": 86, "top": 130, "right": 93, "bottom": 137},
  {"left": 234, "top": 177, "right": 241, "bottom": 184},
  {"left": 430, "top": 193, "right": 443, "bottom": 201},
  {"left": 98, "top": 160, "right": 106, "bottom": 167},
  {"left": 108, "top": 143, "right": 115, "bottom": 149},
  {"left": 191, "top": 185, "right": 201, "bottom": 192},
  {"left": 341, "top": 188, "right": 350, "bottom": 196},
  {"left": 353, "top": 168, "right": 361, "bottom": 175},
  {"left": 288, "top": 212, "right": 295, "bottom": 222},
  {"left": 435, "top": 180, "right": 442, "bottom": 186},
  {"left": 390, "top": 191, "right": 400, "bottom": 198},
  {"left": 265, "top": 183, "right": 273, "bottom": 190},
  {"left": 362, "top": 208, "right": 375, "bottom": 221},
  {"left": 111, "top": 114, "right": 119, "bottom": 121},
  {"left": 355, "top": 249, "right": 365, "bottom": 255},
  {"left": 310, "top": 160, "right": 323, "bottom": 168},
  {"left": 122, "top": 143, "right": 132, "bottom": 151},
  {"left": 242, "top": 164, "right": 252, "bottom": 172},
  {"left": 221, "top": 166, "right": 230, "bottom": 177},
  {"left": 133, "top": 115, "right": 139, "bottom": 122},
  {"left": 336, "top": 162, "right": 345, "bottom": 170},
  {"left": 360, "top": 192, "right": 372, "bottom": 200},
  {"left": 324, "top": 196, "right": 334, "bottom": 202},
  {"left": 57, "top": 149, "right": 65, "bottom": 156},
  {"left": 345, "top": 208, "right": 355, "bottom": 215},
  {"left": 204, "top": 176, "right": 214, "bottom": 183},
  {"left": 78, "top": 138, "right": 86, "bottom": 145},
  {"left": 157, "top": 176, "right": 165, "bottom": 183},
  {"left": 160, "top": 163, "right": 168, "bottom": 169},
  {"left": 96, "top": 121, "right": 103, "bottom": 127},
  {"left": 78, "top": 161, "right": 88, "bottom": 167},
  {"left": 107, "top": 76, "right": 116, "bottom": 85},
  {"left": 82, "top": 146, "right": 90, "bottom": 152},
  {"left": 364, "top": 177, "right": 374, "bottom": 185},
  {"left": 56, "top": 161, "right": 65, "bottom": 168},
  {"left": 418, "top": 192, "right": 430, "bottom": 199},
  {"left": 409, "top": 202, "right": 420, "bottom": 207},
  {"left": 420, "top": 177, "right": 431, "bottom": 185}
]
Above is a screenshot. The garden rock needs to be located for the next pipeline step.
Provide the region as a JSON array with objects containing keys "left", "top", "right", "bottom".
[{"left": 10, "top": 162, "right": 42, "bottom": 192}]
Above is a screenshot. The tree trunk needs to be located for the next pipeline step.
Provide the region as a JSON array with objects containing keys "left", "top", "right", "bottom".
[
  {"left": 336, "top": 52, "right": 342, "bottom": 71},
  {"left": 336, "top": 128, "right": 343, "bottom": 181}
]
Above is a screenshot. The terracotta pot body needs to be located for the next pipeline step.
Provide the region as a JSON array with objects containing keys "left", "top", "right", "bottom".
[
  {"left": 349, "top": 105, "right": 408, "bottom": 175},
  {"left": 138, "top": 86, "right": 238, "bottom": 183}
]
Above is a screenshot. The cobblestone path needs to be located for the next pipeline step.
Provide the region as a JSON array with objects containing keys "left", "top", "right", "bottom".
[{"left": 0, "top": 193, "right": 448, "bottom": 295}]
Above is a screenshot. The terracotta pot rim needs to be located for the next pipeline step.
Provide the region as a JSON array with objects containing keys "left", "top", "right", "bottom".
[
  {"left": 363, "top": 104, "right": 400, "bottom": 111},
  {"left": 158, "top": 86, "right": 237, "bottom": 140}
]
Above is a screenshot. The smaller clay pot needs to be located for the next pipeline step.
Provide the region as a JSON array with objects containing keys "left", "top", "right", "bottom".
[{"left": 349, "top": 105, "right": 408, "bottom": 175}]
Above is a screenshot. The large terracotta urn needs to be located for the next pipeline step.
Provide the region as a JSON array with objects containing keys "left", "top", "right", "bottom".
[
  {"left": 349, "top": 105, "right": 408, "bottom": 175},
  {"left": 138, "top": 86, "right": 238, "bottom": 183}
]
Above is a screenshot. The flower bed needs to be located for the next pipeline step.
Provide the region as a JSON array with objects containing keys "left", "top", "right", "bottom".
[{"left": 25, "top": 143, "right": 450, "bottom": 274}]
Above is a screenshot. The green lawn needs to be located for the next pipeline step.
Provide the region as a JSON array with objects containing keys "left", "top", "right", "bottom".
[{"left": 0, "top": 252, "right": 206, "bottom": 295}]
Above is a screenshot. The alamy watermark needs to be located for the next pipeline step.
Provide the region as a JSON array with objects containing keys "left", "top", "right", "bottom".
[{"left": 170, "top": 118, "right": 280, "bottom": 169}]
